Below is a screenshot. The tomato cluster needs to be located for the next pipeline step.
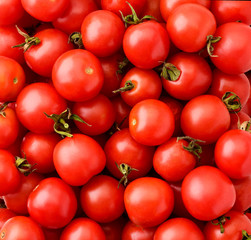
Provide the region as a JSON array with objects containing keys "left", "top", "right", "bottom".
[{"left": 0, "top": 0, "right": 251, "bottom": 239}]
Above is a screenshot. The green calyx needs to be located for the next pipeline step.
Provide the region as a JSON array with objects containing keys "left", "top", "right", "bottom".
[
  {"left": 222, "top": 91, "right": 242, "bottom": 113},
  {"left": 12, "top": 25, "right": 41, "bottom": 52},
  {"left": 113, "top": 80, "right": 134, "bottom": 94},
  {"left": 68, "top": 32, "right": 83, "bottom": 49},
  {"left": 242, "top": 230, "right": 251, "bottom": 240},
  {"left": 206, "top": 35, "right": 221, "bottom": 57},
  {"left": 15, "top": 156, "right": 36, "bottom": 176},
  {"left": 160, "top": 63, "right": 181, "bottom": 81},
  {"left": 240, "top": 119, "right": 251, "bottom": 133},
  {"left": 211, "top": 215, "right": 231, "bottom": 234},
  {"left": 115, "top": 162, "right": 138, "bottom": 187}
]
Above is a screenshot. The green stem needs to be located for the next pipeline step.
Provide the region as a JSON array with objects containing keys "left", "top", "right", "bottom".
[
  {"left": 160, "top": 63, "right": 181, "bottom": 81},
  {"left": 211, "top": 216, "right": 231, "bottom": 234},
  {"left": 242, "top": 230, "right": 251, "bottom": 240},
  {"left": 115, "top": 162, "right": 138, "bottom": 187},
  {"left": 113, "top": 80, "right": 134, "bottom": 94},
  {"left": 207, "top": 35, "right": 221, "bottom": 57},
  {"left": 222, "top": 91, "right": 242, "bottom": 113},
  {"left": 68, "top": 32, "right": 83, "bottom": 49}
]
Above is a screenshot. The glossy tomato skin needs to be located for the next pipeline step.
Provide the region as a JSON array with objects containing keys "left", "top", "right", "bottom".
[
  {"left": 122, "top": 220, "right": 156, "bottom": 240},
  {"left": 154, "top": 217, "right": 205, "bottom": 240},
  {"left": 119, "top": 67, "right": 162, "bottom": 107},
  {"left": 124, "top": 177, "right": 174, "bottom": 228},
  {"left": 81, "top": 10, "right": 125, "bottom": 57},
  {"left": 24, "top": 28, "right": 74, "bottom": 77},
  {"left": 162, "top": 52, "right": 212, "bottom": 100},
  {"left": 214, "top": 129, "right": 251, "bottom": 179},
  {"left": 27, "top": 177, "right": 77, "bottom": 229},
  {"left": 80, "top": 175, "right": 125, "bottom": 223},
  {"left": 129, "top": 99, "right": 175, "bottom": 146},
  {"left": 0, "top": 209, "right": 16, "bottom": 230},
  {"left": 180, "top": 95, "right": 230, "bottom": 144},
  {"left": 52, "top": 0, "right": 98, "bottom": 34},
  {"left": 181, "top": 166, "right": 236, "bottom": 221},
  {"left": 210, "top": 22, "right": 251, "bottom": 74},
  {"left": 166, "top": 3, "right": 216, "bottom": 52},
  {"left": 53, "top": 134, "right": 106, "bottom": 186},
  {"left": 73, "top": 94, "right": 116, "bottom": 136},
  {"left": 0, "top": 150, "right": 21, "bottom": 196},
  {"left": 140, "top": 0, "right": 164, "bottom": 22},
  {"left": 203, "top": 211, "right": 251, "bottom": 240},
  {"left": 0, "top": 56, "right": 25, "bottom": 102},
  {"left": 123, "top": 21, "right": 170, "bottom": 69},
  {"left": 52, "top": 49, "right": 104, "bottom": 102},
  {"left": 153, "top": 138, "right": 197, "bottom": 182},
  {"left": 21, "top": 0, "right": 69, "bottom": 22},
  {"left": 16, "top": 82, "right": 67, "bottom": 134},
  {"left": 0, "top": 216, "right": 45, "bottom": 240},
  {"left": 104, "top": 128, "right": 155, "bottom": 181},
  {"left": 60, "top": 218, "right": 106, "bottom": 240}
]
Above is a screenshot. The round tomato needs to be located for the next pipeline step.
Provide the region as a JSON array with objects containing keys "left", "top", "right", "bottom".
[
  {"left": 27, "top": 177, "right": 77, "bottom": 229},
  {"left": 139, "top": 0, "right": 164, "bottom": 22},
  {"left": 181, "top": 166, "right": 236, "bottom": 221},
  {"left": 129, "top": 99, "right": 175, "bottom": 146},
  {"left": 0, "top": 209, "right": 16, "bottom": 230},
  {"left": 52, "top": 49, "right": 104, "bottom": 102},
  {"left": 53, "top": 134, "right": 106, "bottom": 186},
  {"left": 124, "top": 177, "right": 174, "bottom": 227}
]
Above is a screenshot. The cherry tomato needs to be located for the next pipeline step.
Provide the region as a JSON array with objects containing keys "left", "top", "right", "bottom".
[
  {"left": 229, "top": 111, "right": 250, "bottom": 130},
  {"left": 140, "top": 0, "right": 164, "bottom": 22},
  {"left": 181, "top": 166, "right": 236, "bottom": 221},
  {"left": 129, "top": 99, "right": 175, "bottom": 146},
  {"left": 16, "top": 82, "right": 67, "bottom": 134},
  {"left": 27, "top": 177, "right": 77, "bottom": 229},
  {"left": 0, "top": 209, "right": 16, "bottom": 230},
  {"left": 53, "top": 134, "right": 106, "bottom": 186},
  {"left": 81, "top": 10, "right": 125, "bottom": 57},
  {"left": 124, "top": 177, "right": 174, "bottom": 227},
  {"left": 52, "top": 49, "right": 104, "bottom": 102}
]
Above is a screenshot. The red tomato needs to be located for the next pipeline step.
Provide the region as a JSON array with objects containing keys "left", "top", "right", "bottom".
[
  {"left": 104, "top": 128, "right": 155, "bottom": 182},
  {"left": 214, "top": 129, "right": 251, "bottom": 179},
  {"left": 42, "top": 227, "right": 62, "bottom": 240},
  {"left": 154, "top": 217, "right": 205, "bottom": 240},
  {"left": 229, "top": 111, "right": 250, "bottom": 130},
  {"left": 181, "top": 166, "right": 236, "bottom": 221},
  {"left": 16, "top": 82, "right": 67, "bottom": 134},
  {"left": 52, "top": 49, "right": 104, "bottom": 102},
  {"left": 3, "top": 173, "right": 44, "bottom": 215},
  {"left": 80, "top": 175, "right": 125, "bottom": 223},
  {"left": 129, "top": 99, "right": 175, "bottom": 146},
  {"left": 21, "top": 0, "right": 70, "bottom": 22},
  {"left": 166, "top": 3, "right": 216, "bottom": 52},
  {"left": 140, "top": 0, "right": 164, "bottom": 22},
  {"left": 52, "top": 0, "right": 98, "bottom": 34},
  {"left": 153, "top": 137, "right": 197, "bottom": 182},
  {"left": 203, "top": 211, "right": 251, "bottom": 240},
  {"left": 23, "top": 28, "right": 73, "bottom": 77},
  {"left": 73, "top": 94, "right": 116, "bottom": 136},
  {"left": 124, "top": 177, "right": 174, "bottom": 227},
  {"left": 81, "top": 10, "right": 125, "bottom": 57},
  {"left": 160, "top": 0, "right": 210, "bottom": 22},
  {"left": 27, "top": 177, "right": 77, "bottom": 229},
  {"left": 21, "top": 132, "right": 61, "bottom": 174},
  {"left": 180, "top": 95, "right": 230, "bottom": 144},
  {"left": 60, "top": 218, "right": 106, "bottom": 240},
  {"left": 0, "top": 209, "right": 16, "bottom": 230},
  {"left": 0, "top": 216, "right": 45, "bottom": 240},
  {"left": 162, "top": 52, "right": 212, "bottom": 100},
  {"left": 123, "top": 21, "right": 170, "bottom": 69},
  {"left": 53, "top": 134, "right": 106, "bottom": 186},
  {"left": 0, "top": 150, "right": 21, "bottom": 196},
  {"left": 117, "top": 67, "right": 162, "bottom": 106},
  {"left": 121, "top": 220, "right": 156, "bottom": 240},
  {"left": 210, "top": 22, "right": 251, "bottom": 74}
]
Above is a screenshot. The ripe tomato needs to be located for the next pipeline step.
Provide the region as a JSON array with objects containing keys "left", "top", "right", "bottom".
[
  {"left": 16, "top": 82, "right": 67, "bottom": 134},
  {"left": 229, "top": 111, "right": 250, "bottom": 130},
  {"left": 161, "top": 52, "right": 212, "bottom": 100},
  {"left": 0, "top": 56, "right": 25, "bottom": 102},
  {"left": 52, "top": 49, "right": 104, "bottom": 102},
  {"left": 129, "top": 99, "right": 175, "bottom": 146},
  {"left": 27, "top": 177, "right": 77, "bottom": 229},
  {"left": 181, "top": 166, "right": 236, "bottom": 221},
  {"left": 214, "top": 129, "right": 251, "bottom": 179},
  {"left": 0, "top": 216, "right": 45, "bottom": 240},
  {"left": 124, "top": 177, "right": 174, "bottom": 227},
  {"left": 123, "top": 20, "right": 170, "bottom": 69},
  {"left": 210, "top": 22, "right": 251, "bottom": 74},
  {"left": 117, "top": 67, "right": 162, "bottom": 107},
  {"left": 139, "top": 0, "right": 164, "bottom": 22},
  {"left": 80, "top": 175, "right": 125, "bottom": 223},
  {"left": 60, "top": 218, "right": 106, "bottom": 240},
  {"left": 0, "top": 150, "right": 21, "bottom": 196},
  {"left": 81, "top": 10, "right": 125, "bottom": 57},
  {"left": 154, "top": 217, "right": 205, "bottom": 240},
  {"left": 21, "top": 0, "right": 70, "bottom": 22},
  {"left": 180, "top": 95, "right": 230, "bottom": 144},
  {"left": 0, "top": 209, "right": 16, "bottom": 230},
  {"left": 166, "top": 3, "right": 216, "bottom": 52},
  {"left": 53, "top": 134, "right": 106, "bottom": 186},
  {"left": 72, "top": 94, "right": 116, "bottom": 136}
]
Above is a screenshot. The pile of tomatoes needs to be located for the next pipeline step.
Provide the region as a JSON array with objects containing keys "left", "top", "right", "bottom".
[{"left": 0, "top": 0, "right": 251, "bottom": 239}]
